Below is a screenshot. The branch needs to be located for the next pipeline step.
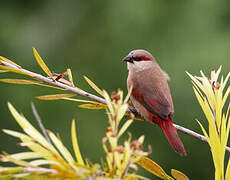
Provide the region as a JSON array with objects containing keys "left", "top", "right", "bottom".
[
  {"left": 1, "top": 61, "right": 230, "bottom": 153},
  {"left": 31, "top": 102, "right": 52, "bottom": 144}
]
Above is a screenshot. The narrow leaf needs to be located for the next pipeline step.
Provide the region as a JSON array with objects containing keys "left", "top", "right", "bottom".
[
  {"left": 33, "top": 48, "right": 53, "bottom": 79},
  {"left": 36, "top": 94, "right": 76, "bottom": 100},
  {"left": 62, "top": 97, "right": 100, "bottom": 104},
  {"left": 71, "top": 120, "right": 84, "bottom": 165},
  {"left": 78, "top": 103, "right": 107, "bottom": 109},
  {"left": 83, "top": 76, "right": 104, "bottom": 96},
  {"left": 171, "top": 169, "right": 189, "bottom": 180},
  {"left": 29, "top": 159, "right": 59, "bottom": 166},
  {"left": 0, "top": 79, "right": 42, "bottom": 85},
  {"left": 7, "top": 103, "right": 58, "bottom": 154},
  {"left": 2, "top": 129, "right": 31, "bottom": 141},
  {"left": 103, "top": 90, "right": 114, "bottom": 115},
  {"left": 0, "top": 65, "right": 32, "bottom": 77},
  {"left": 137, "top": 156, "right": 172, "bottom": 179},
  {"left": 0, "top": 56, "right": 22, "bottom": 68},
  {"left": 118, "top": 119, "right": 133, "bottom": 138},
  {"left": 1, "top": 153, "right": 37, "bottom": 168},
  {"left": 48, "top": 131, "right": 75, "bottom": 165},
  {"left": 0, "top": 78, "right": 63, "bottom": 90},
  {"left": 67, "top": 68, "right": 74, "bottom": 86},
  {"left": 225, "top": 158, "right": 230, "bottom": 180},
  {"left": 124, "top": 85, "right": 133, "bottom": 103},
  {"left": 1, "top": 152, "right": 43, "bottom": 162}
]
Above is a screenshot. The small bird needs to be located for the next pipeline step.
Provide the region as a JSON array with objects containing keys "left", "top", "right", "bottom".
[{"left": 123, "top": 49, "right": 186, "bottom": 156}]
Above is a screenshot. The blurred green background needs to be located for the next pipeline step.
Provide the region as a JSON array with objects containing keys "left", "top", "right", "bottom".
[{"left": 1, "top": 0, "right": 230, "bottom": 179}]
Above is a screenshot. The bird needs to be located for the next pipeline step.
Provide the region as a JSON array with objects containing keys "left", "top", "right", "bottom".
[{"left": 123, "top": 49, "right": 186, "bottom": 156}]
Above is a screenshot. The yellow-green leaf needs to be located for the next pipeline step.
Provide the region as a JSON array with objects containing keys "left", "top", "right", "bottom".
[
  {"left": 171, "top": 169, "right": 189, "bottom": 180},
  {"left": 62, "top": 97, "right": 100, "bottom": 104},
  {"left": 0, "top": 78, "right": 64, "bottom": 90},
  {"left": 36, "top": 94, "right": 76, "bottom": 100},
  {"left": 71, "top": 120, "right": 84, "bottom": 165},
  {"left": 0, "top": 70, "right": 8, "bottom": 73},
  {"left": 33, "top": 48, "right": 53, "bottom": 80},
  {"left": 0, "top": 167, "right": 24, "bottom": 175},
  {"left": 0, "top": 79, "right": 41, "bottom": 85},
  {"left": 78, "top": 103, "right": 107, "bottom": 109},
  {"left": 47, "top": 131, "right": 75, "bottom": 166},
  {"left": 137, "top": 156, "right": 173, "bottom": 180},
  {"left": 67, "top": 68, "right": 74, "bottom": 86},
  {"left": 2, "top": 129, "right": 31, "bottom": 141},
  {"left": 225, "top": 158, "right": 230, "bottom": 180},
  {"left": 103, "top": 90, "right": 114, "bottom": 115},
  {"left": 0, "top": 65, "right": 32, "bottom": 77},
  {"left": 118, "top": 119, "right": 133, "bottom": 138},
  {"left": 7, "top": 103, "right": 59, "bottom": 154},
  {"left": 0, "top": 56, "right": 22, "bottom": 68},
  {"left": 1, "top": 153, "right": 37, "bottom": 168},
  {"left": 83, "top": 76, "right": 104, "bottom": 96},
  {"left": 1, "top": 152, "right": 43, "bottom": 162}
]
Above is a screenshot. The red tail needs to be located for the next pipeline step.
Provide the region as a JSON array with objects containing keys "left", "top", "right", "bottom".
[{"left": 157, "top": 117, "right": 187, "bottom": 156}]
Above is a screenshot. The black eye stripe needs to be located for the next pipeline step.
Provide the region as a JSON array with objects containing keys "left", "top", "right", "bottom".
[
  {"left": 132, "top": 55, "right": 151, "bottom": 61},
  {"left": 133, "top": 57, "right": 142, "bottom": 61}
]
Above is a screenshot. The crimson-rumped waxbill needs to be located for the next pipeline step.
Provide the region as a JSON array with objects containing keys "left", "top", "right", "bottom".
[{"left": 123, "top": 49, "right": 186, "bottom": 156}]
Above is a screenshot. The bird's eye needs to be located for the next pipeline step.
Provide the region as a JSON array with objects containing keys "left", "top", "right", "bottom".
[{"left": 136, "top": 57, "right": 142, "bottom": 61}]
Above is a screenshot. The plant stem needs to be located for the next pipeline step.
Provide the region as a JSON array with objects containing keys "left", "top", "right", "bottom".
[{"left": 2, "top": 61, "right": 230, "bottom": 153}]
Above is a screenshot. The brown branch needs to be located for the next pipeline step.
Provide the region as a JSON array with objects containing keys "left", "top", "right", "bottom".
[{"left": 1, "top": 61, "right": 230, "bottom": 153}]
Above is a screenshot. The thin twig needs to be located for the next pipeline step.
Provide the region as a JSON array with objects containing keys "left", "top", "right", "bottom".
[
  {"left": 1, "top": 61, "right": 106, "bottom": 104},
  {"left": 25, "top": 167, "right": 57, "bottom": 174},
  {"left": 129, "top": 108, "right": 230, "bottom": 153},
  {"left": 1, "top": 61, "right": 230, "bottom": 153},
  {"left": 31, "top": 102, "right": 51, "bottom": 144}
]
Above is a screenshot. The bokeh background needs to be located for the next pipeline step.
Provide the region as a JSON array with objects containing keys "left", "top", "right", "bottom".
[{"left": 1, "top": 1, "right": 230, "bottom": 179}]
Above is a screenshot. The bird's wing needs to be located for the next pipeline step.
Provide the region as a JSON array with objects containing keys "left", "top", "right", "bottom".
[{"left": 131, "top": 87, "right": 172, "bottom": 120}]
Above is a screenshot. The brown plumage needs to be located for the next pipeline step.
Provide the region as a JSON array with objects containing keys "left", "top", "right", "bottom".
[{"left": 123, "top": 49, "right": 186, "bottom": 156}]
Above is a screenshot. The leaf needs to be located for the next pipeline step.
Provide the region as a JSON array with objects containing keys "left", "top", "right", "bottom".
[
  {"left": 36, "top": 94, "right": 76, "bottom": 100},
  {"left": 103, "top": 90, "right": 114, "bottom": 115},
  {"left": 62, "top": 97, "right": 101, "bottom": 104},
  {"left": 67, "top": 68, "right": 74, "bottom": 86},
  {"left": 83, "top": 76, "right": 104, "bottom": 96},
  {"left": 124, "top": 85, "right": 133, "bottom": 103},
  {"left": 1, "top": 152, "right": 43, "bottom": 162},
  {"left": 0, "top": 70, "right": 8, "bottom": 73},
  {"left": 171, "top": 169, "right": 189, "bottom": 180},
  {"left": 0, "top": 78, "right": 64, "bottom": 90},
  {"left": 78, "top": 103, "right": 107, "bottom": 109},
  {"left": 47, "top": 131, "right": 75, "bottom": 165},
  {"left": 225, "top": 158, "right": 230, "bottom": 180},
  {"left": 71, "top": 120, "right": 84, "bottom": 165},
  {"left": 33, "top": 48, "right": 53, "bottom": 80},
  {"left": 0, "top": 56, "right": 22, "bottom": 68},
  {"left": 118, "top": 119, "right": 133, "bottom": 138},
  {"left": 0, "top": 79, "right": 39, "bottom": 85},
  {"left": 0, "top": 167, "right": 24, "bottom": 175},
  {"left": 29, "top": 159, "right": 59, "bottom": 166},
  {"left": 2, "top": 129, "right": 32, "bottom": 141},
  {"left": 116, "top": 104, "right": 128, "bottom": 122},
  {"left": 1, "top": 153, "right": 37, "bottom": 168},
  {"left": 7, "top": 103, "right": 59, "bottom": 154},
  {"left": 0, "top": 65, "right": 32, "bottom": 77},
  {"left": 137, "top": 156, "right": 173, "bottom": 180}
]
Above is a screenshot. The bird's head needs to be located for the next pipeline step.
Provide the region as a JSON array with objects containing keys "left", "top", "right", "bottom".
[{"left": 123, "top": 49, "right": 155, "bottom": 72}]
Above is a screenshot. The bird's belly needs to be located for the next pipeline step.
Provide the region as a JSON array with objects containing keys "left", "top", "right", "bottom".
[{"left": 130, "top": 96, "right": 151, "bottom": 121}]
